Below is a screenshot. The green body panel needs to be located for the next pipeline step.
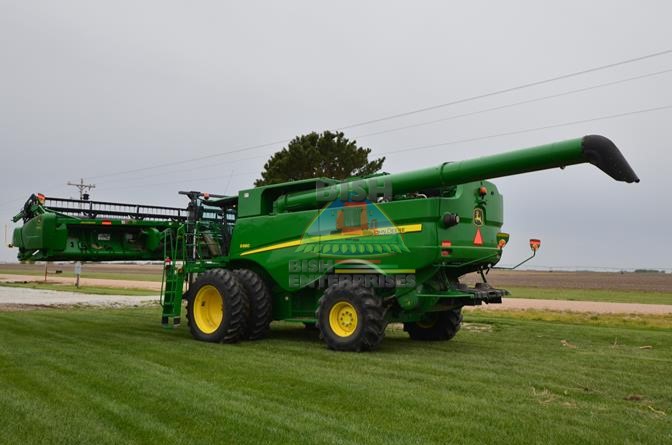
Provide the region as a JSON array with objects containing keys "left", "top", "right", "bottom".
[
  {"left": 13, "top": 213, "right": 67, "bottom": 252},
  {"left": 10, "top": 135, "right": 639, "bottom": 327},
  {"left": 238, "top": 178, "right": 338, "bottom": 218},
  {"left": 228, "top": 180, "right": 503, "bottom": 320},
  {"left": 12, "top": 214, "right": 178, "bottom": 262},
  {"left": 229, "top": 209, "right": 320, "bottom": 273}
]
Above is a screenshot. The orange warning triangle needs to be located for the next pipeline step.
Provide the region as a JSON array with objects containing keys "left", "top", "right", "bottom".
[{"left": 473, "top": 227, "right": 483, "bottom": 245}]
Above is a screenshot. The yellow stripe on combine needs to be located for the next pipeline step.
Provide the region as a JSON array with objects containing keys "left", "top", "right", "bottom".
[
  {"left": 334, "top": 269, "right": 416, "bottom": 274},
  {"left": 240, "top": 239, "right": 303, "bottom": 256},
  {"left": 240, "top": 224, "right": 423, "bottom": 256}
]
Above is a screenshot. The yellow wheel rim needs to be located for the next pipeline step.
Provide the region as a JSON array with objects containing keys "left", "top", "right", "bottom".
[
  {"left": 328, "top": 301, "right": 359, "bottom": 337},
  {"left": 193, "top": 285, "right": 224, "bottom": 334}
]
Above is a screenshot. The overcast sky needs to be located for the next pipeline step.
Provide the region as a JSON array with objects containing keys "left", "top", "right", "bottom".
[{"left": 1, "top": 1, "right": 671, "bottom": 269}]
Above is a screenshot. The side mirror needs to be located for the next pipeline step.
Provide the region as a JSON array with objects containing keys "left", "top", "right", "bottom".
[{"left": 529, "top": 239, "right": 541, "bottom": 252}]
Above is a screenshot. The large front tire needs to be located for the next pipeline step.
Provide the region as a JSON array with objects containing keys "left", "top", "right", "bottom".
[
  {"left": 316, "top": 282, "right": 385, "bottom": 352},
  {"left": 186, "top": 269, "right": 247, "bottom": 343},
  {"left": 404, "top": 308, "right": 463, "bottom": 341}
]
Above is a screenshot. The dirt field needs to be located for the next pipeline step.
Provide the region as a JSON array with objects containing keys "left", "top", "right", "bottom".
[
  {"left": 471, "top": 269, "right": 672, "bottom": 293},
  {"left": 466, "top": 298, "right": 672, "bottom": 315}
]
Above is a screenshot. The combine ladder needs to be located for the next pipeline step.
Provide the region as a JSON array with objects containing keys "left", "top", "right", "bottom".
[{"left": 160, "top": 227, "right": 187, "bottom": 327}]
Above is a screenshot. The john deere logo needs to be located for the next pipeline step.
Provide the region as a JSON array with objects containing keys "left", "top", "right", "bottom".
[{"left": 473, "top": 208, "right": 484, "bottom": 226}]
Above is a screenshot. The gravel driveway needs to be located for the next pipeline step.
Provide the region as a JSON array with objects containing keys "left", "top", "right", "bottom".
[{"left": 0, "top": 286, "right": 158, "bottom": 310}]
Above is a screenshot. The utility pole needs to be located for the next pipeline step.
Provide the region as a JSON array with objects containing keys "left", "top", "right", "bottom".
[{"left": 67, "top": 178, "right": 95, "bottom": 201}]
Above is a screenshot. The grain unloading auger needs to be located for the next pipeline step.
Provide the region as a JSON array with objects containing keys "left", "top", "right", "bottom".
[{"left": 10, "top": 135, "right": 638, "bottom": 351}]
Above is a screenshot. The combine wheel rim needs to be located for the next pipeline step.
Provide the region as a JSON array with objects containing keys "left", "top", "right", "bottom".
[
  {"left": 186, "top": 268, "right": 246, "bottom": 343},
  {"left": 193, "top": 284, "right": 224, "bottom": 334},
  {"left": 329, "top": 301, "right": 359, "bottom": 337}
]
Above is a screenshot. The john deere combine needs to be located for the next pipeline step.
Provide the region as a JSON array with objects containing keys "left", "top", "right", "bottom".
[{"left": 11, "top": 135, "right": 639, "bottom": 351}]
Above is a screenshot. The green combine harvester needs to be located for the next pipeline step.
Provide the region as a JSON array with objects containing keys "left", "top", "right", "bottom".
[{"left": 11, "top": 135, "right": 639, "bottom": 351}]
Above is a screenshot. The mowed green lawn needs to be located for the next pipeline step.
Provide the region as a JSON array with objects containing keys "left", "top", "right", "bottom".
[
  {"left": 507, "top": 287, "right": 672, "bottom": 306},
  {"left": 0, "top": 282, "right": 158, "bottom": 296},
  {"left": 0, "top": 307, "right": 670, "bottom": 444}
]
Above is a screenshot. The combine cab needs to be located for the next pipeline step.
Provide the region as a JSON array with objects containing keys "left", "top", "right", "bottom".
[{"left": 10, "top": 135, "right": 639, "bottom": 351}]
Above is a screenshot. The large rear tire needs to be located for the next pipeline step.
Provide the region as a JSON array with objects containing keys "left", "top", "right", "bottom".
[
  {"left": 233, "top": 269, "right": 273, "bottom": 340},
  {"left": 404, "top": 308, "right": 463, "bottom": 341},
  {"left": 186, "top": 268, "right": 247, "bottom": 343},
  {"left": 316, "top": 282, "right": 385, "bottom": 352}
]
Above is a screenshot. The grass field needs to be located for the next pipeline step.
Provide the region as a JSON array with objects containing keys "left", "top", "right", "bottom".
[
  {"left": 0, "top": 307, "right": 669, "bottom": 444},
  {"left": 0, "top": 282, "right": 157, "bottom": 296},
  {"left": 507, "top": 287, "right": 672, "bottom": 305},
  {"left": 0, "top": 267, "right": 161, "bottom": 282}
]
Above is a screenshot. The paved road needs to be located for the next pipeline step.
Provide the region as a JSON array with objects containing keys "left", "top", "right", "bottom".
[{"left": 0, "top": 286, "right": 158, "bottom": 309}]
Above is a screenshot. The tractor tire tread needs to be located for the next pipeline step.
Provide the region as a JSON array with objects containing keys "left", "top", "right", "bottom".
[
  {"left": 404, "top": 308, "right": 463, "bottom": 341},
  {"left": 186, "top": 268, "right": 247, "bottom": 343},
  {"left": 233, "top": 269, "right": 272, "bottom": 340},
  {"left": 316, "top": 281, "right": 386, "bottom": 352}
]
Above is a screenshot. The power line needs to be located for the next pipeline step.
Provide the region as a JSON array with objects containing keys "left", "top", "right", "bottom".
[
  {"left": 82, "top": 48, "right": 672, "bottom": 182},
  {"left": 353, "top": 68, "right": 672, "bottom": 140},
  {"left": 102, "top": 104, "right": 671, "bottom": 192},
  {"left": 96, "top": 152, "right": 272, "bottom": 186},
  {"left": 4, "top": 103, "right": 669, "bottom": 207},
  {"left": 94, "top": 66, "right": 672, "bottom": 187},
  {"left": 86, "top": 138, "right": 290, "bottom": 180},
  {"left": 378, "top": 104, "right": 672, "bottom": 157},
  {"left": 3, "top": 50, "right": 669, "bottom": 207},
  {"left": 103, "top": 170, "right": 259, "bottom": 192},
  {"left": 1, "top": 104, "right": 666, "bottom": 209},
  {"left": 95, "top": 157, "right": 240, "bottom": 186},
  {"left": 336, "top": 48, "right": 672, "bottom": 130},
  {"left": 100, "top": 100, "right": 672, "bottom": 189},
  {"left": 0, "top": 184, "right": 68, "bottom": 210}
]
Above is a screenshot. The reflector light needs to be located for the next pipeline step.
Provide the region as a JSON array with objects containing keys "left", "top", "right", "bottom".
[
  {"left": 478, "top": 186, "right": 487, "bottom": 196},
  {"left": 36, "top": 193, "right": 46, "bottom": 204},
  {"left": 473, "top": 228, "right": 483, "bottom": 245},
  {"left": 496, "top": 232, "right": 510, "bottom": 243},
  {"left": 101, "top": 221, "right": 112, "bottom": 225},
  {"left": 440, "top": 240, "right": 452, "bottom": 256}
]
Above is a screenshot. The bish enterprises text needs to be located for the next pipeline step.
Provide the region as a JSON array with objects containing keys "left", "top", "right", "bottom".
[
  {"left": 288, "top": 259, "right": 416, "bottom": 289},
  {"left": 315, "top": 176, "right": 393, "bottom": 203}
]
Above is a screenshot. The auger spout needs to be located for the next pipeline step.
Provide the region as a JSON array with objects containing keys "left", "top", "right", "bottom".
[{"left": 274, "top": 135, "right": 639, "bottom": 212}]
